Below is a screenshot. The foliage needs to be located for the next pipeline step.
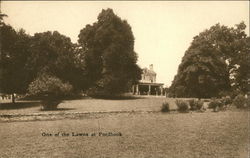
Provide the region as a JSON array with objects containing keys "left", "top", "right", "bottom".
[
  {"left": 28, "top": 73, "right": 73, "bottom": 110},
  {"left": 161, "top": 101, "right": 170, "bottom": 112},
  {"left": 229, "top": 90, "right": 243, "bottom": 99},
  {"left": 175, "top": 100, "right": 189, "bottom": 112},
  {"left": 221, "top": 96, "right": 232, "bottom": 105},
  {"left": 78, "top": 8, "right": 141, "bottom": 96},
  {"left": 189, "top": 99, "right": 196, "bottom": 110},
  {"left": 170, "top": 22, "right": 249, "bottom": 98},
  {"left": 0, "top": 21, "right": 85, "bottom": 102},
  {"left": 208, "top": 98, "right": 224, "bottom": 112},
  {"left": 189, "top": 99, "right": 204, "bottom": 111},
  {"left": 229, "top": 28, "right": 250, "bottom": 94},
  {"left": 0, "top": 15, "right": 86, "bottom": 99},
  {"left": 26, "top": 31, "right": 85, "bottom": 91},
  {"left": 233, "top": 94, "right": 247, "bottom": 108},
  {"left": 0, "top": 23, "right": 31, "bottom": 102},
  {"left": 28, "top": 73, "right": 73, "bottom": 98}
]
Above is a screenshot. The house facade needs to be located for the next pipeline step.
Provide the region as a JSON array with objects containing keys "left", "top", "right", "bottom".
[{"left": 132, "top": 64, "right": 164, "bottom": 95}]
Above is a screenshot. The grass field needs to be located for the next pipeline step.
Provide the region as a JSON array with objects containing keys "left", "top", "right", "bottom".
[
  {"left": 0, "top": 97, "right": 249, "bottom": 158},
  {"left": 0, "top": 97, "right": 175, "bottom": 115},
  {"left": 0, "top": 97, "right": 208, "bottom": 115}
]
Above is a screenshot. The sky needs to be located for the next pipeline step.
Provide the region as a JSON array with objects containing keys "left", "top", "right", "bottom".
[{"left": 1, "top": 1, "right": 249, "bottom": 87}]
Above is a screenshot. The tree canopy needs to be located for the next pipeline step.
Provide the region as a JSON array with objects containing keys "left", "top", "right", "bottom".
[
  {"left": 0, "top": 23, "right": 31, "bottom": 101},
  {"left": 26, "top": 31, "right": 85, "bottom": 90},
  {"left": 1, "top": 9, "right": 141, "bottom": 100},
  {"left": 170, "top": 22, "right": 249, "bottom": 98},
  {"left": 78, "top": 8, "right": 141, "bottom": 96}
]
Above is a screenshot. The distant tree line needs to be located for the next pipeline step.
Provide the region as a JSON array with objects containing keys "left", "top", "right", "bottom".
[
  {"left": 170, "top": 22, "right": 250, "bottom": 98},
  {"left": 0, "top": 9, "right": 142, "bottom": 103}
]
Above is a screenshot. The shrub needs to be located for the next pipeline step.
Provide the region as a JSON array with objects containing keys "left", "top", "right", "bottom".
[
  {"left": 233, "top": 94, "right": 247, "bottom": 108},
  {"left": 189, "top": 99, "right": 195, "bottom": 110},
  {"left": 221, "top": 96, "right": 232, "bottom": 106},
  {"left": 208, "top": 98, "right": 216, "bottom": 108},
  {"left": 189, "top": 99, "right": 204, "bottom": 111},
  {"left": 208, "top": 99, "right": 223, "bottom": 112},
  {"left": 229, "top": 90, "right": 244, "bottom": 99},
  {"left": 28, "top": 74, "right": 73, "bottom": 110},
  {"left": 161, "top": 101, "right": 170, "bottom": 112},
  {"left": 197, "top": 100, "right": 204, "bottom": 110},
  {"left": 175, "top": 100, "right": 189, "bottom": 112}
]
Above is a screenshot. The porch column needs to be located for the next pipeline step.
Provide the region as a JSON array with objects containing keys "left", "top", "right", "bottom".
[
  {"left": 132, "top": 85, "right": 135, "bottom": 94},
  {"left": 148, "top": 85, "right": 151, "bottom": 95},
  {"left": 160, "top": 86, "right": 163, "bottom": 96},
  {"left": 136, "top": 84, "right": 139, "bottom": 95}
]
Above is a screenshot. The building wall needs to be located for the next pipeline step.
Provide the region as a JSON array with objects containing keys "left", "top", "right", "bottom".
[{"left": 140, "top": 64, "right": 156, "bottom": 83}]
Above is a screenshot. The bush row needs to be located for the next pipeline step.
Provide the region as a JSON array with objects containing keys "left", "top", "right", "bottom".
[
  {"left": 162, "top": 94, "right": 249, "bottom": 113},
  {"left": 161, "top": 99, "right": 205, "bottom": 113},
  {"left": 208, "top": 94, "right": 249, "bottom": 111}
]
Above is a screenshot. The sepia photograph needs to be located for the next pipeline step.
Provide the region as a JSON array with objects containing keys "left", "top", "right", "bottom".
[{"left": 0, "top": 1, "right": 249, "bottom": 157}]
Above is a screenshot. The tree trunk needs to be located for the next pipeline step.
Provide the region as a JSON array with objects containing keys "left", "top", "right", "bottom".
[{"left": 11, "top": 93, "right": 15, "bottom": 103}]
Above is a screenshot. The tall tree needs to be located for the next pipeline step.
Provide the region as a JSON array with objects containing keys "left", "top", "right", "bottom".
[
  {"left": 170, "top": 22, "right": 249, "bottom": 98},
  {"left": 78, "top": 9, "right": 141, "bottom": 96},
  {"left": 0, "top": 23, "right": 31, "bottom": 102}
]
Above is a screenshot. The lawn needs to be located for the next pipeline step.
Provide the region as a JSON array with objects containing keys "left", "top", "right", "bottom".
[
  {"left": 0, "top": 97, "right": 179, "bottom": 115},
  {"left": 0, "top": 97, "right": 249, "bottom": 158}
]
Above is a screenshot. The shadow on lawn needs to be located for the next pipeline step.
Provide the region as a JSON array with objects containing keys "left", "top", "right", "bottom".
[
  {"left": 0, "top": 101, "right": 41, "bottom": 110},
  {"left": 0, "top": 101, "right": 76, "bottom": 111},
  {"left": 20, "top": 94, "right": 90, "bottom": 101},
  {"left": 40, "top": 108, "right": 76, "bottom": 111},
  {"left": 92, "top": 95, "right": 143, "bottom": 100},
  {"left": 19, "top": 94, "right": 143, "bottom": 101}
]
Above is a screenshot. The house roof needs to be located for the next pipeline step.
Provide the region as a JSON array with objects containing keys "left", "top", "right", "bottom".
[{"left": 143, "top": 67, "right": 156, "bottom": 75}]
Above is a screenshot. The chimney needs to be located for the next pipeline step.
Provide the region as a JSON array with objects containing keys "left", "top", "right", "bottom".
[{"left": 149, "top": 64, "right": 153, "bottom": 71}]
